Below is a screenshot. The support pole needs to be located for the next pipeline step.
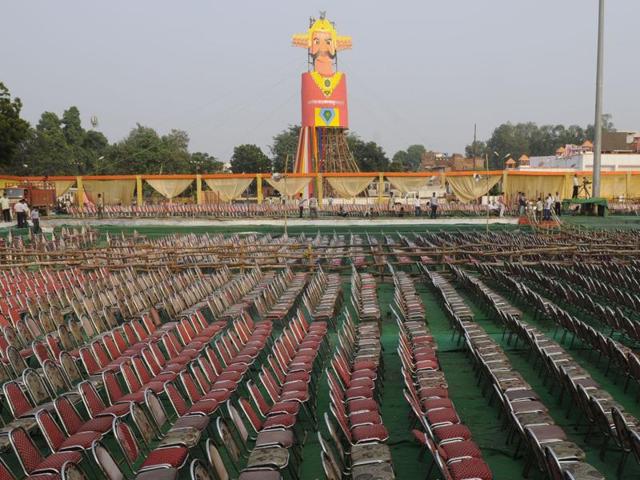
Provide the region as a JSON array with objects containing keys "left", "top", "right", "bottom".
[
  {"left": 76, "top": 176, "right": 84, "bottom": 212},
  {"left": 256, "top": 174, "right": 263, "bottom": 204},
  {"left": 136, "top": 175, "right": 143, "bottom": 207},
  {"left": 316, "top": 173, "right": 323, "bottom": 206},
  {"left": 196, "top": 175, "right": 203, "bottom": 205},
  {"left": 378, "top": 173, "right": 384, "bottom": 204},
  {"left": 592, "top": 0, "right": 605, "bottom": 198}
]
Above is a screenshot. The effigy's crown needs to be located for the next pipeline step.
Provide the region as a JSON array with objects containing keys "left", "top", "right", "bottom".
[{"left": 292, "top": 15, "right": 352, "bottom": 51}]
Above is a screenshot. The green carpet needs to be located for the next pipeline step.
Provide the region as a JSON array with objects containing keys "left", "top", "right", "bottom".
[{"left": 454, "top": 277, "right": 640, "bottom": 479}]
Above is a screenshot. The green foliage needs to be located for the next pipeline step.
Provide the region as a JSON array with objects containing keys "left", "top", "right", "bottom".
[
  {"left": 230, "top": 144, "right": 271, "bottom": 173},
  {"left": 190, "top": 152, "right": 224, "bottom": 173},
  {"left": 0, "top": 82, "right": 31, "bottom": 170},
  {"left": 470, "top": 116, "right": 616, "bottom": 169},
  {"left": 347, "top": 134, "right": 389, "bottom": 171},
  {"left": 270, "top": 125, "right": 300, "bottom": 173},
  {"left": 389, "top": 144, "right": 426, "bottom": 171}
]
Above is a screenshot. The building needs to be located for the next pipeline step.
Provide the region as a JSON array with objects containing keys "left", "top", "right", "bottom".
[
  {"left": 420, "top": 152, "right": 484, "bottom": 172},
  {"left": 602, "top": 131, "right": 640, "bottom": 153}
]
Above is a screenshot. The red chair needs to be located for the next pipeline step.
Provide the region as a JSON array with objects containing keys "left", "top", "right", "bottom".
[
  {"left": 54, "top": 395, "right": 113, "bottom": 436},
  {"left": 8, "top": 427, "right": 82, "bottom": 477},
  {"left": 36, "top": 409, "right": 102, "bottom": 453},
  {"left": 77, "top": 381, "right": 131, "bottom": 419}
]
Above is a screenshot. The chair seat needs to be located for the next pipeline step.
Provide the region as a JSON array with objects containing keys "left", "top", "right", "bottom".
[
  {"left": 173, "top": 415, "right": 210, "bottom": 431},
  {"left": 350, "top": 443, "right": 392, "bottom": 466},
  {"left": 60, "top": 430, "right": 103, "bottom": 450},
  {"left": 78, "top": 416, "right": 114, "bottom": 433},
  {"left": 238, "top": 469, "right": 281, "bottom": 480},
  {"left": 433, "top": 424, "right": 472, "bottom": 443},
  {"left": 448, "top": 458, "right": 493, "bottom": 480},
  {"left": 159, "top": 428, "right": 201, "bottom": 448},
  {"left": 34, "top": 451, "right": 83, "bottom": 474},
  {"left": 439, "top": 440, "right": 482, "bottom": 462},
  {"left": 141, "top": 446, "right": 189, "bottom": 469},
  {"left": 97, "top": 402, "right": 131, "bottom": 418},
  {"left": 255, "top": 429, "right": 294, "bottom": 448},
  {"left": 268, "top": 402, "right": 299, "bottom": 416},
  {"left": 427, "top": 408, "right": 459, "bottom": 426},
  {"left": 351, "top": 462, "right": 395, "bottom": 480},
  {"left": 262, "top": 414, "right": 296, "bottom": 430},
  {"left": 247, "top": 446, "right": 289, "bottom": 469},
  {"left": 352, "top": 424, "right": 389, "bottom": 443}
]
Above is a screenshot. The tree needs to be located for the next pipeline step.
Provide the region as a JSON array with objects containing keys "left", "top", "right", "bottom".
[
  {"left": 0, "top": 82, "right": 30, "bottom": 170},
  {"left": 390, "top": 144, "right": 426, "bottom": 171},
  {"left": 465, "top": 140, "right": 487, "bottom": 159},
  {"left": 61, "top": 106, "right": 84, "bottom": 146},
  {"left": 190, "top": 152, "right": 224, "bottom": 173},
  {"left": 347, "top": 134, "right": 389, "bottom": 171},
  {"left": 270, "top": 125, "right": 300, "bottom": 173},
  {"left": 230, "top": 144, "right": 271, "bottom": 173}
]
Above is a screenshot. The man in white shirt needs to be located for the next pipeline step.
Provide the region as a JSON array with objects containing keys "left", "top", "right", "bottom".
[
  {"left": 572, "top": 174, "right": 579, "bottom": 198},
  {"left": 414, "top": 197, "right": 421, "bottom": 217},
  {"left": 430, "top": 193, "right": 439, "bottom": 219},
  {"left": 14, "top": 199, "right": 27, "bottom": 228},
  {"left": 544, "top": 194, "right": 554, "bottom": 221},
  {"left": 298, "top": 195, "right": 307, "bottom": 218},
  {"left": 308, "top": 195, "right": 318, "bottom": 218},
  {"left": 0, "top": 193, "right": 10, "bottom": 222}
]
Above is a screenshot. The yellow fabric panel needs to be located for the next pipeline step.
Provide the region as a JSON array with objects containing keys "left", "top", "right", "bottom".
[
  {"left": 146, "top": 179, "right": 193, "bottom": 199},
  {"left": 505, "top": 175, "right": 566, "bottom": 200},
  {"left": 265, "top": 177, "right": 312, "bottom": 197},
  {"left": 326, "top": 177, "right": 375, "bottom": 198},
  {"left": 628, "top": 175, "right": 640, "bottom": 199},
  {"left": 600, "top": 175, "right": 628, "bottom": 199},
  {"left": 204, "top": 178, "right": 253, "bottom": 202},
  {"left": 447, "top": 175, "right": 501, "bottom": 203},
  {"left": 83, "top": 180, "right": 136, "bottom": 205},
  {"left": 53, "top": 180, "right": 75, "bottom": 197},
  {"left": 387, "top": 177, "right": 431, "bottom": 194}
]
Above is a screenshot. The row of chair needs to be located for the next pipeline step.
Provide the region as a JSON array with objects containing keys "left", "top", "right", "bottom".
[
  {"left": 350, "top": 267, "right": 380, "bottom": 324},
  {"left": 474, "top": 266, "right": 640, "bottom": 477},
  {"left": 398, "top": 269, "right": 493, "bottom": 480},
  {"left": 322, "top": 304, "right": 393, "bottom": 480},
  {"left": 437, "top": 267, "right": 604, "bottom": 479},
  {"left": 301, "top": 267, "right": 342, "bottom": 327}
]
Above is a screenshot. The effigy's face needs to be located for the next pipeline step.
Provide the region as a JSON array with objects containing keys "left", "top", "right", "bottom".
[{"left": 310, "top": 30, "right": 335, "bottom": 59}]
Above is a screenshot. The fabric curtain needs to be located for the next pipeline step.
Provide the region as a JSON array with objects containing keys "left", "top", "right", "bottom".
[
  {"left": 204, "top": 178, "right": 253, "bottom": 202},
  {"left": 629, "top": 175, "right": 640, "bottom": 199},
  {"left": 387, "top": 177, "right": 431, "bottom": 194},
  {"left": 265, "top": 177, "right": 312, "bottom": 197},
  {"left": 326, "top": 177, "right": 375, "bottom": 198},
  {"left": 601, "top": 175, "right": 628, "bottom": 199},
  {"left": 448, "top": 175, "right": 502, "bottom": 203},
  {"left": 505, "top": 175, "right": 566, "bottom": 201},
  {"left": 83, "top": 180, "right": 136, "bottom": 205},
  {"left": 53, "top": 180, "right": 75, "bottom": 198},
  {"left": 146, "top": 179, "right": 193, "bottom": 199}
]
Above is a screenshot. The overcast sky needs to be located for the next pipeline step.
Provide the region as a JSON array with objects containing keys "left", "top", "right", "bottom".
[{"left": 2, "top": 0, "right": 639, "bottom": 162}]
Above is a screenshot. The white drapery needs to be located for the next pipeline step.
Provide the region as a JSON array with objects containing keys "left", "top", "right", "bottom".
[
  {"left": 326, "top": 177, "right": 375, "bottom": 198},
  {"left": 204, "top": 178, "right": 253, "bottom": 202},
  {"left": 146, "top": 179, "right": 194, "bottom": 199}
]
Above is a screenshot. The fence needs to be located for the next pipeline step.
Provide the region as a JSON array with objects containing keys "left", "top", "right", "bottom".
[{"left": 1, "top": 170, "right": 639, "bottom": 208}]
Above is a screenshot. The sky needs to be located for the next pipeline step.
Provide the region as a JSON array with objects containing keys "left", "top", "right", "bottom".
[{"left": 2, "top": 0, "right": 639, "bottom": 163}]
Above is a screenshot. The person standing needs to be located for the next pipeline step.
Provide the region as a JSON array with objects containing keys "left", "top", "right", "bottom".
[
  {"left": 572, "top": 174, "right": 579, "bottom": 198},
  {"left": 308, "top": 195, "right": 318, "bottom": 219},
  {"left": 518, "top": 192, "right": 527, "bottom": 216},
  {"left": 544, "top": 194, "right": 554, "bottom": 220},
  {"left": 414, "top": 197, "right": 421, "bottom": 216},
  {"left": 30, "top": 207, "right": 41, "bottom": 234},
  {"left": 0, "top": 193, "right": 10, "bottom": 222},
  {"left": 14, "top": 199, "right": 27, "bottom": 228},
  {"left": 430, "top": 192, "right": 438, "bottom": 219},
  {"left": 554, "top": 191, "right": 562, "bottom": 216},
  {"left": 298, "top": 195, "right": 306, "bottom": 218},
  {"left": 536, "top": 197, "right": 544, "bottom": 221},
  {"left": 97, "top": 194, "right": 104, "bottom": 219}
]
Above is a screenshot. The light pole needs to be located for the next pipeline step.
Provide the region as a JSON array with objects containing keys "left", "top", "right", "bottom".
[{"left": 592, "top": 0, "right": 605, "bottom": 198}]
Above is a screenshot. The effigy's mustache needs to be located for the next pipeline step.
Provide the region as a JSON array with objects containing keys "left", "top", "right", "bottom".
[{"left": 311, "top": 51, "right": 336, "bottom": 59}]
